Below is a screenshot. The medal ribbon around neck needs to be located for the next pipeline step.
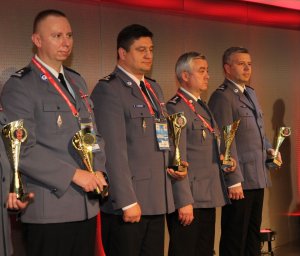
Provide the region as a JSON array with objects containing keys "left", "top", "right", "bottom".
[
  {"left": 176, "top": 91, "right": 214, "bottom": 133},
  {"left": 32, "top": 57, "right": 79, "bottom": 117},
  {"left": 138, "top": 79, "right": 165, "bottom": 117}
]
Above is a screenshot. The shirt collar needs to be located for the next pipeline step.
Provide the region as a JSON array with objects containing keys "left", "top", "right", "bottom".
[
  {"left": 117, "top": 65, "right": 144, "bottom": 86},
  {"left": 227, "top": 78, "right": 245, "bottom": 93},
  {"left": 35, "top": 55, "right": 64, "bottom": 79},
  {"left": 179, "top": 87, "right": 200, "bottom": 102}
]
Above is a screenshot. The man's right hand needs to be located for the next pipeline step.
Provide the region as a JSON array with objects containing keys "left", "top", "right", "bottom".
[
  {"left": 7, "top": 192, "right": 34, "bottom": 210},
  {"left": 72, "top": 169, "right": 107, "bottom": 193},
  {"left": 228, "top": 185, "right": 244, "bottom": 200},
  {"left": 178, "top": 204, "right": 194, "bottom": 226},
  {"left": 123, "top": 203, "right": 142, "bottom": 223}
]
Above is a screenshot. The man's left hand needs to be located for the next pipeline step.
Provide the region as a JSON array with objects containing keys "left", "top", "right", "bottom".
[
  {"left": 7, "top": 192, "right": 34, "bottom": 210},
  {"left": 267, "top": 148, "right": 282, "bottom": 163},
  {"left": 167, "top": 161, "right": 188, "bottom": 180}
]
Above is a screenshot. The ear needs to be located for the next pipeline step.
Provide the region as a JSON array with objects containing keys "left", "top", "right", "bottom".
[
  {"left": 224, "top": 63, "right": 230, "bottom": 75},
  {"left": 32, "top": 33, "right": 42, "bottom": 48},
  {"left": 181, "top": 71, "right": 189, "bottom": 83},
  {"left": 118, "top": 48, "right": 127, "bottom": 61}
]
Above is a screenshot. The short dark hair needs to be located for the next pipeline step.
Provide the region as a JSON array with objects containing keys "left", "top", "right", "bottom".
[
  {"left": 222, "top": 46, "right": 249, "bottom": 66},
  {"left": 117, "top": 24, "right": 153, "bottom": 55},
  {"left": 33, "top": 9, "right": 67, "bottom": 33}
]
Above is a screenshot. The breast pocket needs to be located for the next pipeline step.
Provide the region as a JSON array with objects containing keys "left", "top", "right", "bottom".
[
  {"left": 238, "top": 106, "right": 255, "bottom": 129},
  {"left": 192, "top": 118, "right": 206, "bottom": 143},
  {"left": 42, "top": 101, "right": 73, "bottom": 134},
  {"left": 129, "top": 107, "right": 153, "bottom": 137}
]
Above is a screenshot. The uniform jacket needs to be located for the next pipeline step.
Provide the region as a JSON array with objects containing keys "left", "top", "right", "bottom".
[
  {"left": 91, "top": 67, "right": 175, "bottom": 215},
  {"left": 167, "top": 89, "right": 228, "bottom": 209},
  {"left": 0, "top": 112, "right": 13, "bottom": 255},
  {"left": 208, "top": 79, "right": 272, "bottom": 189},
  {"left": 0, "top": 60, "right": 106, "bottom": 223}
]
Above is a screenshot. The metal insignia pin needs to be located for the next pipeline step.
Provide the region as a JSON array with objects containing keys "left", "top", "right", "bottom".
[
  {"left": 40, "top": 74, "right": 47, "bottom": 81},
  {"left": 202, "top": 130, "right": 206, "bottom": 140},
  {"left": 57, "top": 115, "right": 63, "bottom": 128}
]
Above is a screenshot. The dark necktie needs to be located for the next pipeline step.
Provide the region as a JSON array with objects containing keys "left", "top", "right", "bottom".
[
  {"left": 243, "top": 89, "right": 257, "bottom": 117},
  {"left": 197, "top": 99, "right": 214, "bottom": 127},
  {"left": 58, "top": 73, "right": 68, "bottom": 90},
  {"left": 140, "top": 81, "right": 158, "bottom": 114},
  {"left": 58, "top": 73, "right": 75, "bottom": 98}
]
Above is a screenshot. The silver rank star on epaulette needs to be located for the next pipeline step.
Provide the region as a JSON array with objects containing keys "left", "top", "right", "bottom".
[
  {"left": 100, "top": 73, "right": 115, "bottom": 82},
  {"left": 12, "top": 67, "right": 31, "bottom": 78},
  {"left": 102, "top": 75, "right": 111, "bottom": 81},
  {"left": 168, "top": 95, "right": 180, "bottom": 104},
  {"left": 217, "top": 84, "right": 227, "bottom": 91}
]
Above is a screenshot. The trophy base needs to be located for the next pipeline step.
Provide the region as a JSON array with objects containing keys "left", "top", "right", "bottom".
[
  {"left": 169, "top": 165, "right": 187, "bottom": 172},
  {"left": 266, "top": 157, "right": 282, "bottom": 169},
  {"left": 16, "top": 192, "right": 30, "bottom": 203},
  {"left": 221, "top": 159, "right": 234, "bottom": 171},
  {"left": 88, "top": 185, "right": 108, "bottom": 198}
]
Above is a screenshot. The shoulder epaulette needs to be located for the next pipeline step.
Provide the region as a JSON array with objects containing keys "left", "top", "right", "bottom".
[
  {"left": 64, "top": 66, "right": 81, "bottom": 76},
  {"left": 145, "top": 76, "right": 156, "bottom": 82},
  {"left": 11, "top": 66, "right": 31, "bottom": 78},
  {"left": 168, "top": 95, "right": 181, "bottom": 104},
  {"left": 217, "top": 84, "right": 228, "bottom": 91},
  {"left": 245, "top": 85, "right": 254, "bottom": 91},
  {"left": 100, "top": 73, "right": 116, "bottom": 82}
]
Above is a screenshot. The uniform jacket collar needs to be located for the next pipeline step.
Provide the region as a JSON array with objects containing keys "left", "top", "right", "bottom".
[
  {"left": 30, "top": 61, "right": 81, "bottom": 108},
  {"left": 223, "top": 79, "right": 256, "bottom": 111},
  {"left": 114, "top": 67, "right": 146, "bottom": 102}
]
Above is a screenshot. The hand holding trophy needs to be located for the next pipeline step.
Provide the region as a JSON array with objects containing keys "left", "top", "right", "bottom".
[
  {"left": 2, "top": 119, "right": 28, "bottom": 201},
  {"left": 72, "top": 128, "right": 108, "bottom": 197},
  {"left": 266, "top": 127, "right": 291, "bottom": 169},
  {"left": 168, "top": 112, "right": 187, "bottom": 172},
  {"left": 222, "top": 120, "right": 240, "bottom": 171}
]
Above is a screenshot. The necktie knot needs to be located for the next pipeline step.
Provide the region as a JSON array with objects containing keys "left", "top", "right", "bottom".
[
  {"left": 139, "top": 80, "right": 147, "bottom": 94},
  {"left": 58, "top": 73, "right": 68, "bottom": 90},
  {"left": 58, "top": 73, "right": 75, "bottom": 98},
  {"left": 139, "top": 80, "right": 158, "bottom": 115},
  {"left": 243, "top": 89, "right": 257, "bottom": 117},
  {"left": 197, "top": 99, "right": 214, "bottom": 127},
  {"left": 243, "top": 89, "right": 254, "bottom": 105},
  {"left": 197, "top": 99, "right": 205, "bottom": 106}
]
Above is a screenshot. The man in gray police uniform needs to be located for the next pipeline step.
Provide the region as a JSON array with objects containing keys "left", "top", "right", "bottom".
[
  {"left": 167, "top": 52, "right": 232, "bottom": 256},
  {"left": 1, "top": 9, "right": 107, "bottom": 256},
  {"left": 208, "top": 46, "right": 278, "bottom": 256},
  {"left": 91, "top": 24, "right": 187, "bottom": 256}
]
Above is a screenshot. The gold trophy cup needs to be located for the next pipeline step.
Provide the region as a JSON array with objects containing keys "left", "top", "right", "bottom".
[
  {"left": 266, "top": 127, "right": 291, "bottom": 169},
  {"left": 72, "top": 128, "right": 107, "bottom": 197},
  {"left": 2, "top": 119, "right": 28, "bottom": 201},
  {"left": 222, "top": 120, "right": 240, "bottom": 169},
  {"left": 168, "top": 112, "right": 187, "bottom": 172}
]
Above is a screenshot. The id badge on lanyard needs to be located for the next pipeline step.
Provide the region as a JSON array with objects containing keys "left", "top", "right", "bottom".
[
  {"left": 155, "top": 118, "right": 170, "bottom": 150},
  {"left": 80, "top": 117, "right": 101, "bottom": 152}
]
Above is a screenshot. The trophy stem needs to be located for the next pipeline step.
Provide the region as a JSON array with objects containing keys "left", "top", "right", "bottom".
[
  {"left": 173, "top": 146, "right": 181, "bottom": 166},
  {"left": 168, "top": 112, "right": 187, "bottom": 172},
  {"left": 222, "top": 120, "right": 240, "bottom": 169},
  {"left": 2, "top": 119, "right": 28, "bottom": 202},
  {"left": 266, "top": 127, "right": 291, "bottom": 169},
  {"left": 72, "top": 129, "right": 105, "bottom": 196},
  {"left": 11, "top": 170, "right": 26, "bottom": 200},
  {"left": 274, "top": 137, "right": 284, "bottom": 157}
]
